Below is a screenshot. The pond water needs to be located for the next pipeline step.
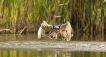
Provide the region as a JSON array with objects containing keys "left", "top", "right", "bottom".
[
  {"left": 0, "top": 34, "right": 105, "bottom": 57},
  {"left": 0, "top": 49, "right": 106, "bottom": 57}
]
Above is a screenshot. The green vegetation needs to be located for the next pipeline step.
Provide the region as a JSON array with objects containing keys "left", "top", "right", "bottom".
[
  {"left": 0, "top": 0, "right": 105, "bottom": 40},
  {"left": 0, "top": 49, "right": 106, "bottom": 57}
]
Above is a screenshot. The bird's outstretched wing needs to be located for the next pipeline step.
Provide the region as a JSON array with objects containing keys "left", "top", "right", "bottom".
[{"left": 41, "top": 21, "right": 53, "bottom": 31}]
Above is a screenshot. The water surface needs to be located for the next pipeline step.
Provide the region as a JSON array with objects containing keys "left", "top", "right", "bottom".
[
  {"left": 0, "top": 34, "right": 105, "bottom": 57},
  {"left": 0, "top": 48, "right": 106, "bottom": 57}
]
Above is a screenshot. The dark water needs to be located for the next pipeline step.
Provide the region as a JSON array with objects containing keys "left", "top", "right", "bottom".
[
  {"left": 0, "top": 34, "right": 106, "bottom": 57},
  {"left": 0, "top": 49, "right": 106, "bottom": 57}
]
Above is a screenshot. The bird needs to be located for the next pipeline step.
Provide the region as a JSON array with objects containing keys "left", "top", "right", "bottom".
[{"left": 38, "top": 21, "right": 73, "bottom": 41}]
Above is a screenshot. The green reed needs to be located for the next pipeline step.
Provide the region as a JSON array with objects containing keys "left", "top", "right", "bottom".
[{"left": 0, "top": 0, "right": 105, "bottom": 40}]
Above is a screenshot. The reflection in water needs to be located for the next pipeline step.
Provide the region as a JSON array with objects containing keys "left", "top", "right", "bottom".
[
  {"left": 0, "top": 34, "right": 37, "bottom": 41},
  {"left": 0, "top": 49, "right": 106, "bottom": 57},
  {"left": 0, "top": 34, "right": 106, "bottom": 57},
  {"left": 0, "top": 34, "right": 105, "bottom": 41},
  {"left": 0, "top": 34, "right": 57, "bottom": 42}
]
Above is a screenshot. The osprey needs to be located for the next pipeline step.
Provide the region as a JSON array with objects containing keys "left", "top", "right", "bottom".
[{"left": 38, "top": 21, "right": 73, "bottom": 41}]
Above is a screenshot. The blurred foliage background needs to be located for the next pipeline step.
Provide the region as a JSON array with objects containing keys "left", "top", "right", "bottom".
[{"left": 0, "top": 0, "right": 106, "bottom": 40}]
